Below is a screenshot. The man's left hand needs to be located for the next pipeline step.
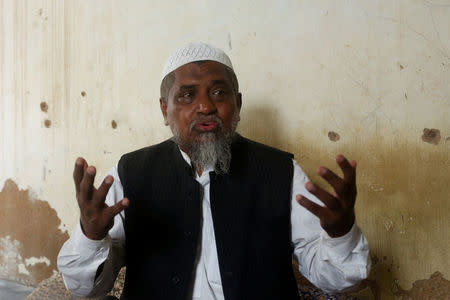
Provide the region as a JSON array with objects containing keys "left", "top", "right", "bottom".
[{"left": 296, "top": 154, "right": 357, "bottom": 238}]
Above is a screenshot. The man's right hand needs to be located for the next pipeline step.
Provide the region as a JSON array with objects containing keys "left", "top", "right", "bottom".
[{"left": 73, "top": 157, "right": 129, "bottom": 240}]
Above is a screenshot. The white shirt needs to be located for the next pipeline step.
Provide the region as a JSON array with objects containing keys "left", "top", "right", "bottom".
[{"left": 57, "top": 151, "right": 371, "bottom": 298}]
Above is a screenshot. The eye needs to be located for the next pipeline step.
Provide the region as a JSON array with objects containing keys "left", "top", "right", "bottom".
[
  {"left": 177, "top": 92, "right": 194, "bottom": 103},
  {"left": 212, "top": 89, "right": 226, "bottom": 96}
]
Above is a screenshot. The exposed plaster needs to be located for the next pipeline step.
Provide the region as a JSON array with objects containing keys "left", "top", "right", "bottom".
[{"left": 0, "top": 180, "right": 69, "bottom": 285}]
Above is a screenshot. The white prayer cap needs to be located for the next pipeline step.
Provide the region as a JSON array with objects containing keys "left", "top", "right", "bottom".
[{"left": 161, "top": 42, "right": 233, "bottom": 80}]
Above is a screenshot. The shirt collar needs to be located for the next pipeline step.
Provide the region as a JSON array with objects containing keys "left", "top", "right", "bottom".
[{"left": 179, "top": 147, "right": 192, "bottom": 166}]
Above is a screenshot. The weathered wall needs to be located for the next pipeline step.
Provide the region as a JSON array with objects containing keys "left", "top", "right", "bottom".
[{"left": 1, "top": 0, "right": 449, "bottom": 298}]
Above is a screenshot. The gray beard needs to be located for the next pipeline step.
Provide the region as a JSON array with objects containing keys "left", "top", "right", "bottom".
[
  {"left": 170, "top": 115, "right": 239, "bottom": 175},
  {"left": 189, "top": 131, "right": 233, "bottom": 174}
]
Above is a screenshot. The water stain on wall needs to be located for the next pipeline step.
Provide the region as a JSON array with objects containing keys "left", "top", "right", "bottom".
[
  {"left": 0, "top": 179, "right": 69, "bottom": 285},
  {"left": 393, "top": 271, "right": 450, "bottom": 300},
  {"left": 421, "top": 128, "right": 441, "bottom": 145},
  {"left": 372, "top": 255, "right": 380, "bottom": 265},
  {"left": 357, "top": 279, "right": 380, "bottom": 300},
  {"left": 261, "top": 120, "right": 450, "bottom": 300}
]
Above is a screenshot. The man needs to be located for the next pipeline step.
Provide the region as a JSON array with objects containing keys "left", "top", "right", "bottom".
[{"left": 58, "top": 43, "right": 370, "bottom": 300}]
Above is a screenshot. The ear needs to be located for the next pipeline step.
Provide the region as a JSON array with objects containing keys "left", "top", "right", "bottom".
[
  {"left": 236, "top": 93, "right": 242, "bottom": 120},
  {"left": 159, "top": 98, "right": 169, "bottom": 126},
  {"left": 236, "top": 92, "right": 242, "bottom": 110}
]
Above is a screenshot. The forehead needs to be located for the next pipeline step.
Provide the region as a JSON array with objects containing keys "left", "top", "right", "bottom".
[{"left": 172, "top": 61, "right": 231, "bottom": 87}]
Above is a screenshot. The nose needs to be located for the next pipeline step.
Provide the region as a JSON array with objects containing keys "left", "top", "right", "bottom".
[{"left": 197, "top": 93, "right": 217, "bottom": 115}]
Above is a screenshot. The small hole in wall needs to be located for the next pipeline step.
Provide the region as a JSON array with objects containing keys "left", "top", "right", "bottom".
[
  {"left": 328, "top": 131, "right": 340, "bottom": 142},
  {"left": 422, "top": 128, "right": 441, "bottom": 145},
  {"left": 40, "top": 101, "right": 48, "bottom": 112}
]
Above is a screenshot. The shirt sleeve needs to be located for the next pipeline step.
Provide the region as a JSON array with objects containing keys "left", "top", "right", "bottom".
[
  {"left": 57, "top": 165, "right": 126, "bottom": 297},
  {"left": 290, "top": 159, "right": 371, "bottom": 293}
]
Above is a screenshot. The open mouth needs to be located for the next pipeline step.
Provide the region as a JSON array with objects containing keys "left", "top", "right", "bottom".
[{"left": 196, "top": 121, "right": 217, "bottom": 131}]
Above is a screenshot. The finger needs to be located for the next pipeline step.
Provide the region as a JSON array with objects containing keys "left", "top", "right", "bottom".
[
  {"left": 317, "top": 167, "right": 347, "bottom": 196},
  {"left": 106, "top": 198, "right": 129, "bottom": 219},
  {"left": 73, "top": 157, "right": 87, "bottom": 194},
  {"left": 79, "top": 165, "right": 96, "bottom": 201},
  {"left": 305, "top": 181, "right": 340, "bottom": 210},
  {"left": 336, "top": 154, "right": 356, "bottom": 184},
  {"left": 95, "top": 175, "right": 114, "bottom": 204},
  {"left": 296, "top": 194, "right": 327, "bottom": 219}
]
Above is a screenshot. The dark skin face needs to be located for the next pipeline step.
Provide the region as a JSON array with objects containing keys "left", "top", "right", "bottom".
[{"left": 160, "top": 61, "right": 242, "bottom": 155}]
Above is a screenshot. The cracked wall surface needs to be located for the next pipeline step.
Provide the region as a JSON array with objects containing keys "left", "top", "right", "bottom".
[{"left": 1, "top": 0, "right": 449, "bottom": 297}]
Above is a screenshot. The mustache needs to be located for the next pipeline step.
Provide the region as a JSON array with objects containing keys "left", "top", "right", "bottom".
[{"left": 189, "top": 115, "right": 223, "bottom": 131}]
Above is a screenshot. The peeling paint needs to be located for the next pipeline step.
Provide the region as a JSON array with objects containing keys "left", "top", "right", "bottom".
[
  {"left": 0, "top": 236, "right": 24, "bottom": 279},
  {"left": 421, "top": 128, "right": 441, "bottom": 145},
  {"left": 18, "top": 263, "right": 30, "bottom": 275},
  {"left": 0, "top": 180, "right": 69, "bottom": 285},
  {"left": 385, "top": 220, "right": 394, "bottom": 233},
  {"left": 286, "top": 131, "right": 449, "bottom": 299},
  {"left": 25, "top": 256, "right": 51, "bottom": 267},
  {"left": 393, "top": 272, "right": 450, "bottom": 300}
]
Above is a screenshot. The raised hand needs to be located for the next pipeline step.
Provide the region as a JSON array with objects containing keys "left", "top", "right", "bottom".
[
  {"left": 73, "top": 157, "right": 129, "bottom": 240},
  {"left": 296, "top": 154, "right": 357, "bottom": 238}
]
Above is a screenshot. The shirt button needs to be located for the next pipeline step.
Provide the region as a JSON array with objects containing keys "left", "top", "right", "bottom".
[{"left": 172, "top": 275, "right": 181, "bottom": 285}]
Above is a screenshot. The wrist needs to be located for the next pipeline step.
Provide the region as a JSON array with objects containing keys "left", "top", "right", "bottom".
[
  {"left": 326, "top": 212, "right": 355, "bottom": 238},
  {"left": 80, "top": 219, "right": 108, "bottom": 240}
]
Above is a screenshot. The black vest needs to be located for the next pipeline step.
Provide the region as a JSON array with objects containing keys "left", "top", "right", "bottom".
[{"left": 118, "top": 135, "right": 300, "bottom": 300}]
